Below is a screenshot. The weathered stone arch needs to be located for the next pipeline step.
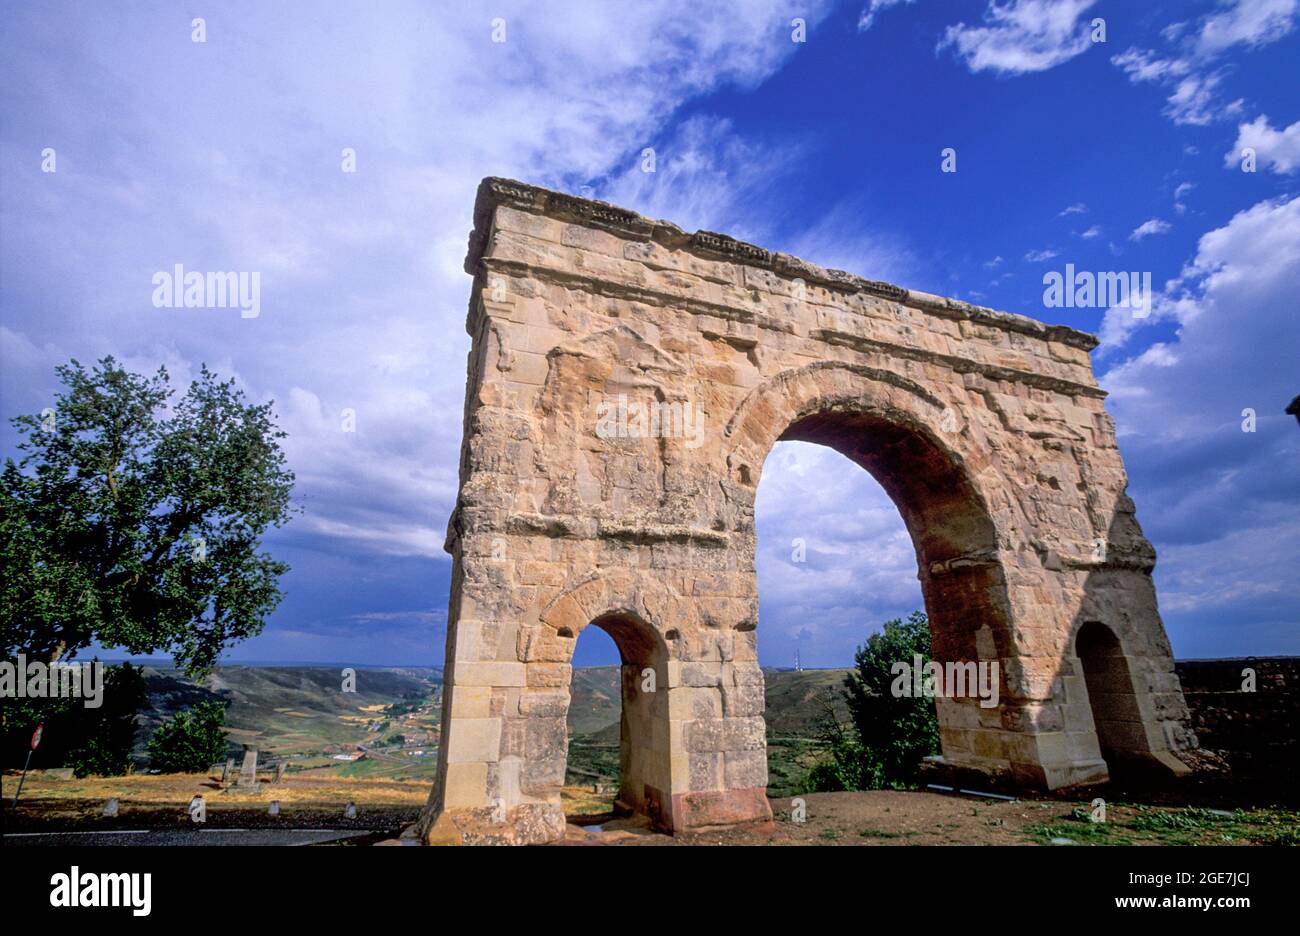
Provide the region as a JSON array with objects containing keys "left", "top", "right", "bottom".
[{"left": 417, "top": 178, "right": 1197, "bottom": 845}]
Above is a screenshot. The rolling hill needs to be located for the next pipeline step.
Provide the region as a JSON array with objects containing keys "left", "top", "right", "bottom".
[
  {"left": 135, "top": 665, "right": 441, "bottom": 760},
  {"left": 105, "top": 663, "right": 850, "bottom": 794}
]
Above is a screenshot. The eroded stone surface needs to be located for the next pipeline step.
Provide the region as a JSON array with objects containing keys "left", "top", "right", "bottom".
[{"left": 421, "top": 177, "right": 1197, "bottom": 845}]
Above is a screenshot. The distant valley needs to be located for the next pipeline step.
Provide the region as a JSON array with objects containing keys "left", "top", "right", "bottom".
[{"left": 126, "top": 664, "right": 854, "bottom": 797}]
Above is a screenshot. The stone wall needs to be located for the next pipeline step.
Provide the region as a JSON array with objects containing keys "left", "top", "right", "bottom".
[{"left": 1177, "top": 657, "right": 1300, "bottom": 772}]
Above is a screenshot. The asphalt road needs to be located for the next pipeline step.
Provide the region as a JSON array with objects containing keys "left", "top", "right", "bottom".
[{"left": 3, "top": 828, "right": 381, "bottom": 846}]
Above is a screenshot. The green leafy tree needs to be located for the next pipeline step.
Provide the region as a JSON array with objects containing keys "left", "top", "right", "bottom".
[
  {"left": 798, "top": 692, "right": 877, "bottom": 793},
  {"left": 845, "top": 610, "right": 940, "bottom": 786},
  {"left": 0, "top": 356, "right": 295, "bottom": 676},
  {"left": 804, "top": 611, "right": 940, "bottom": 791},
  {"left": 2, "top": 662, "right": 148, "bottom": 776},
  {"left": 147, "top": 700, "right": 229, "bottom": 773},
  {"left": 65, "top": 662, "right": 150, "bottom": 776}
]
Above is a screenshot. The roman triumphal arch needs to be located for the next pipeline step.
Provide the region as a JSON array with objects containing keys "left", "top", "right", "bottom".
[{"left": 417, "top": 178, "right": 1197, "bottom": 845}]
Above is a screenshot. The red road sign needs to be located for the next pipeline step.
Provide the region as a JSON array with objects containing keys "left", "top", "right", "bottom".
[{"left": 31, "top": 724, "right": 43, "bottom": 750}]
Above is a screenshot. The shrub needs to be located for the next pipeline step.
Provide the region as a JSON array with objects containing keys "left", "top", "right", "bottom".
[
  {"left": 803, "top": 611, "right": 940, "bottom": 791},
  {"left": 147, "top": 701, "right": 229, "bottom": 773}
]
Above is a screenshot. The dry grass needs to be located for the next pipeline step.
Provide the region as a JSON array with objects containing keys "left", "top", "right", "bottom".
[{"left": 7, "top": 769, "right": 428, "bottom": 822}]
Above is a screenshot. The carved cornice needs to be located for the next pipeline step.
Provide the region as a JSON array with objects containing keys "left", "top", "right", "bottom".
[{"left": 468, "top": 176, "right": 1101, "bottom": 353}]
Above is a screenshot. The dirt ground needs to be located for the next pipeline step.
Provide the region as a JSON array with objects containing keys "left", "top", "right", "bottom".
[
  {"left": 562, "top": 790, "right": 1299, "bottom": 846},
  {"left": 4, "top": 770, "right": 1295, "bottom": 845},
  {"left": 562, "top": 791, "right": 1075, "bottom": 846}
]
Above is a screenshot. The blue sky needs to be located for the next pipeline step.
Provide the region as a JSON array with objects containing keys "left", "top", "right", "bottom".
[{"left": 2, "top": 1, "right": 1296, "bottom": 668}]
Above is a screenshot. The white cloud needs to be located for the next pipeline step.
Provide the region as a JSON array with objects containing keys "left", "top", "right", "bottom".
[
  {"left": 1130, "top": 218, "right": 1172, "bottom": 240},
  {"left": 605, "top": 114, "right": 915, "bottom": 285},
  {"left": 1111, "top": 52, "right": 1239, "bottom": 125},
  {"left": 1099, "top": 196, "right": 1300, "bottom": 639},
  {"left": 1197, "top": 0, "right": 1298, "bottom": 54},
  {"left": 1111, "top": 1, "right": 1298, "bottom": 126},
  {"left": 1102, "top": 195, "right": 1300, "bottom": 355},
  {"left": 1024, "top": 248, "right": 1059, "bottom": 261},
  {"left": 1227, "top": 114, "right": 1300, "bottom": 173},
  {"left": 1111, "top": 47, "right": 1193, "bottom": 83},
  {"left": 938, "top": 0, "right": 1099, "bottom": 75},
  {"left": 858, "top": 0, "right": 916, "bottom": 31},
  {"left": 1174, "top": 181, "right": 1196, "bottom": 215},
  {"left": 1060, "top": 202, "right": 1088, "bottom": 216},
  {"left": 1157, "top": 520, "right": 1299, "bottom": 614},
  {"left": 601, "top": 115, "right": 800, "bottom": 239},
  {"left": 1166, "top": 71, "right": 1242, "bottom": 126},
  {"left": 1096, "top": 292, "right": 1185, "bottom": 352},
  {"left": 1080, "top": 224, "right": 1102, "bottom": 239},
  {"left": 1184, "top": 195, "right": 1300, "bottom": 296},
  {"left": 1162, "top": 21, "right": 1191, "bottom": 42},
  {"left": 351, "top": 609, "right": 447, "bottom": 626},
  {"left": 0, "top": 0, "right": 834, "bottom": 565},
  {"left": 783, "top": 201, "right": 917, "bottom": 286}
]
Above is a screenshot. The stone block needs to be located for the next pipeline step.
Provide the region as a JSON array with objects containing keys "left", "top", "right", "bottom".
[
  {"left": 442, "top": 762, "right": 490, "bottom": 809},
  {"left": 526, "top": 662, "right": 572, "bottom": 688},
  {"left": 455, "top": 661, "right": 528, "bottom": 688},
  {"left": 519, "top": 689, "right": 570, "bottom": 717},
  {"left": 720, "top": 682, "right": 764, "bottom": 717},
  {"left": 449, "top": 685, "right": 493, "bottom": 719},
  {"left": 444, "top": 718, "right": 502, "bottom": 764},
  {"left": 723, "top": 750, "right": 768, "bottom": 790}
]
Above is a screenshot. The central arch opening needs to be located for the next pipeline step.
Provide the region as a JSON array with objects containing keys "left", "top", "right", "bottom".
[
  {"left": 751, "top": 405, "right": 1016, "bottom": 790},
  {"left": 756, "top": 440, "right": 922, "bottom": 668},
  {"left": 756, "top": 439, "right": 925, "bottom": 794}
]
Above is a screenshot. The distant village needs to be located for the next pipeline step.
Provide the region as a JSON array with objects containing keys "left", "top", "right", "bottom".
[{"left": 320, "top": 689, "right": 440, "bottom": 764}]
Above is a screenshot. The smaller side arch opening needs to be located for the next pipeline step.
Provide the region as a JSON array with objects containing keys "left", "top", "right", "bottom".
[
  {"left": 1076, "top": 621, "right": 1148, "bottom": 775},
  {"left": 773, "top": 408, "right": 1018, "bottom": 761},
  {"left": 567, "top": 611, "right": 669, "bottom": 824}
]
